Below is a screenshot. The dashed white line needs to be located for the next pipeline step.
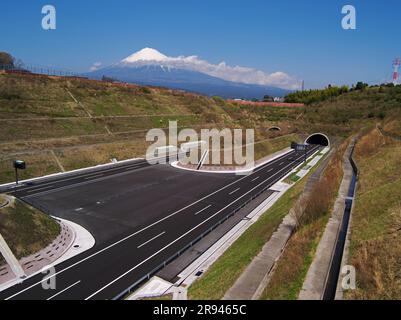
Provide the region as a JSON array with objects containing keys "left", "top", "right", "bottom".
[
  {"left": 84, "top": 152, "right": 309, "bottom": 300},
  {"left": 46, "top": 281, "right": 81, "bottom": 300},
  {"left": 5, "top": 148, "right": 319, "bottom": 300},
  {"left": 229, "top": 188, "right": 241, "bottom": 195},
  {"left": 137, "top": 232, "right": 166, "bottom": 249},
  {"left": 194, "top": 205, "right": 212, "bottom": 216},
  {"left": 251, "top": 176, "right": 260, "bottom": 182}
]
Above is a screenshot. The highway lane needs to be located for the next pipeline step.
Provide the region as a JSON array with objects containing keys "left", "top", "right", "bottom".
[
  {"left": 0, "top": 145, "right": 320, "bottom": 300},
  {"left": 8, "top": 159, "right": 152, "bottom": 198}
]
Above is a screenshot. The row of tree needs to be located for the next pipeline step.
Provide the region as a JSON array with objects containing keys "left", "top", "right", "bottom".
[
  {"left": 284, "top": 85, "right": 350, "bottom": 104},
  {"left": 283, "top": 81, "right": 382, "bottom": 105}
]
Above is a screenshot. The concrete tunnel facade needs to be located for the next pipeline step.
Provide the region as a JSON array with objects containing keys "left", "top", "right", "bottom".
[{"left": 304, "top": 133, "right": 330, "bottom": 148}]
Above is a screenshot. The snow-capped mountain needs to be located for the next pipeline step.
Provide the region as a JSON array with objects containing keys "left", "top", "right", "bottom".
[{"left": 86, "top": 48, "right": 295, "bottom": 98}]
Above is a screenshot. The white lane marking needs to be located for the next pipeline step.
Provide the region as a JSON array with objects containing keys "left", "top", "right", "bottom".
[
  {"left": 137, "top": 232, "right": 166, "bottom": 249},
  {"left": 75, "top": 208, "right": 83, "bottom": 212},
  {"left": 229, "top": 188, "right": 240, "bottom": 195},
  {"left": 84, "top": 152, "right": 309, "bottom": 300},
  {"left": 17, "top": 162, "right": 148, "bottom": 192},
  {"left": 46, "top": 281, "right": 81, "bottom": 300},
  {"left": 251, "top": 176, "right": 260, "bottom": 182},
  {"left": 21, "top": 164, "right": 148, "bottom": 198},
  {"left": 26, "top": 185, "right": 54, "bottom": 193},
  {"left": 267, "top": 168, "right": 273, "bottom": 173},
  {"left": 194, "top": 205, "right": 212, "bottom": 216},
  {"left": 6, "top": 148, "right": 319, "bottom": 300}
]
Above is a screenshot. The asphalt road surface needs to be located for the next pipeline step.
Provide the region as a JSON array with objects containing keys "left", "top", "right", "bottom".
[{"left": 0, "top": 145, "right": 320, "bottom": 300}]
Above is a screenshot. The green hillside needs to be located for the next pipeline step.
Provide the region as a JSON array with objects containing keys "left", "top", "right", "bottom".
[{"left": 0, "top": 72, "right": 400, "bottom": 184}]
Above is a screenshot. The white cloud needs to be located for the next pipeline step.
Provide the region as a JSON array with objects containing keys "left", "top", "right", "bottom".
[
  {"left": 90, "top": 62, "right": 102, "bottom": 71},
  {"left": 121, "top": 48, "right": 301, "bottom": 90}
]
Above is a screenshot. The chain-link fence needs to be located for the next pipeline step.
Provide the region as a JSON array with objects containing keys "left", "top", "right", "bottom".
[{"left": 0, "top": 64, "right": 82, "bottom": 78}]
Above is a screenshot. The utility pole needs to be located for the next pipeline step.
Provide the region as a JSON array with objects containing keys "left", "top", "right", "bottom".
[{"left": 393, "top": 58, "right": 400, "bottom": 85}]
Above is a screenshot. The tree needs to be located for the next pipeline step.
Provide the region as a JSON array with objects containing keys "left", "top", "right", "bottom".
[
  {"left": 102, "top": 75, "right": 117, "bottom": 82},
  {"left": 355, "top": 81, "right": 368, "bottom": 91},
  {"left": 0, "top": 52, "right": 15, "bottom": 67},
  {"left": 263, "top": 95, "right": 274, "bottom": 102}
]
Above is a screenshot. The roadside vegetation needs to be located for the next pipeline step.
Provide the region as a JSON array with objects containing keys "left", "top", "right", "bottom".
[
  {"left": 285, "top": 85, "right": 350, "bottom": 104},
  {"left": 0, "top": 196, "right": 60, "bottom": 260},
  {"left": 345, "top": 127, "right": 401, "bottom": 299}
]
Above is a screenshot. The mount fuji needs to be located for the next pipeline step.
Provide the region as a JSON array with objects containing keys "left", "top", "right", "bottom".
[{"left": 86, "top": 48, "right": 293, "bottom": 99}]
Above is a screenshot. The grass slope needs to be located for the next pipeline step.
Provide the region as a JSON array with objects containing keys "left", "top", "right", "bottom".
[
  {"left": 0, "top": 196, "right": 60, "bottom": 260},
  {"left": 346, "top": 128, "right": 401, "bottom": 299}
]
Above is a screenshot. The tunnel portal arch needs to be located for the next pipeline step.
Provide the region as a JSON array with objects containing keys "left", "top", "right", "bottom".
[{"left": 304, "top": 133, "right": 330, "bottom": 148}]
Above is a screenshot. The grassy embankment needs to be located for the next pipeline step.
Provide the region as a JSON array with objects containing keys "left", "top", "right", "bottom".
[
  {"left": 345, "top": 125, "right": 401, "bottom": 299},
  {"left": 0, "top": 73, "right": 303, "bottom": 183},
  {"left": 0, "top": 196, "right": 60, "bottom": 262}
]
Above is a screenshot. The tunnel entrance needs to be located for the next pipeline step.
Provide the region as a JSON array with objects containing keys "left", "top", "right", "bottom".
[
  {"left": 305, "top": 133, "right": 330, "bottom": 147},
  {"left": 268, "top": 126, "right": 281, "bottom": 132}
]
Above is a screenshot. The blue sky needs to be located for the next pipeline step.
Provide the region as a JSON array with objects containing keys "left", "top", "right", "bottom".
[{"left": 1, "top": 0, "right": 400, "bottom": 88}]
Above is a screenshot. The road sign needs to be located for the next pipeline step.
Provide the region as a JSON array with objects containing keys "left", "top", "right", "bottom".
[
  {"left": 290, "top": 142, "right": 308, "bottom": 163},
  {"left": 13, "top": 160, "right": 26, "bottom": 170},
  {"left": 13, "top": 160, "right": 26, "bottom": 185},
  {"left": 291, "top": 142, "right": 307, "bottom": 151}
]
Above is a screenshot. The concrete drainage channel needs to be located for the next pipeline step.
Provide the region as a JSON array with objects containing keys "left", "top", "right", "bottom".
[
  {"left": 299, "top": 137, "right": 359, "bottom": 300},
  {"left": 323, "top": 139, "right": 358, "bottom": 300}
]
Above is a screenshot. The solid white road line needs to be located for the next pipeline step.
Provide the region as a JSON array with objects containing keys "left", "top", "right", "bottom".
[
  {"left": 46, "top": 281, "right": 81, "bottom": 300},
  {"left": 194, "top": 205, "right": 212, "bottom": 216},
  {"left": 137, "top": 232, "right": 166, "bottom": 249},
  {"left": 21, "top": 164, "right": 148, "bottom": 199},
  {"left": 26, "top": 185, "right": 54, "bottom": 193},
  {"left": 17, "top": 162, "right": 147, "bottom": 192},
  {"left": 6, "top": 148, "right": 313, "bottom": 300},
  {"left": 84, "top": 152, "right": 308, "bottom": 300},
  {"left": 229, "top": 188, "right": 241, "bottom": 195}
]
